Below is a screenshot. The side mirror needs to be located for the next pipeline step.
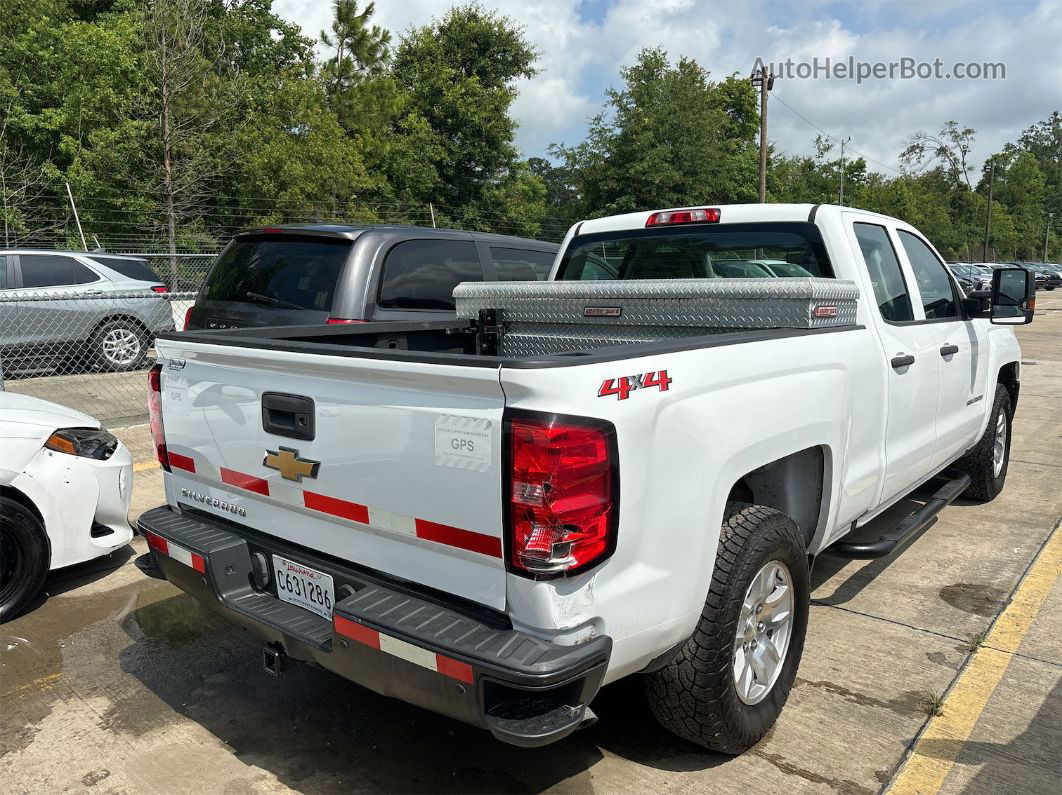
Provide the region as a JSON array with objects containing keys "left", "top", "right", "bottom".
[
  {"left": 963, "top": 290, "right": 991, "bottom": 318},
  {"left": 990, "top": 268, "right": 1035, "bottom": 325}
]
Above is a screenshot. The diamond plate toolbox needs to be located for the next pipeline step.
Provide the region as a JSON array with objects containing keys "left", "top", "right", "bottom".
[{"left": 453, "top": 278, "right": 860, "bottom": 356}]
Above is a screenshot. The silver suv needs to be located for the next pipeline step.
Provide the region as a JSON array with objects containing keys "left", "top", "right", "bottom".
[{"left": 0, "top": 250, "right": 176, "bottom": 373}]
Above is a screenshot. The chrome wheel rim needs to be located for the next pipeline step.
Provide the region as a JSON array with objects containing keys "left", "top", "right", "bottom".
[
  {"left": 992, "top": 409, "right": 1007, "bottom": 478},
  {"left": 102, "top": 328, "right": 140, "bottom": 366},
  {"left": 733, "top": 560, "right": 794, "bottom": 705}
]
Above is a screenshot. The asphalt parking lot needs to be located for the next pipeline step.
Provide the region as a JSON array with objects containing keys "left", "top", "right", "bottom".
[{"left": 2, "top": 295, "right": 1059, "bottom": 794}]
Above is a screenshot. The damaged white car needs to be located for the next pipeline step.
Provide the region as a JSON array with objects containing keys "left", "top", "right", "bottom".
[{"left": 0, "top": 393, "right": 134, "bottom": 621}]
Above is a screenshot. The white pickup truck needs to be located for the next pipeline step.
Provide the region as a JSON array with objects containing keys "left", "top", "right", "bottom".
[{"left": 138, "top": 204, "right": 1034, "bottom": 753}]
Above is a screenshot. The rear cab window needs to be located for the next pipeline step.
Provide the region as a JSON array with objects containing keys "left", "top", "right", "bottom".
[
  {"left": 378, "top": 239, "right": 483, "bottom": 310},
  {"left": 557, "top": 222, "right": 833, "bottom": 281},
  {"left": 201, "top": 235, "right": 352, "bottom": 311}
]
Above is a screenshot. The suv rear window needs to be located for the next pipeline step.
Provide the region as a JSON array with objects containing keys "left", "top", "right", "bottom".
[
  {"left": 88, "top": 255, "right": 160, "bottom": 282},
  {"left": 489, "top": 247, "right": 555, "bottom": 280},
  {"left": 557, "top": 223, "right": 833, "bottom": 281},
  {"left": 378, "top": 239, "right": 483, "bottom": 310},
  {"left": 201, "top": 235, "right": 351, "bottom": 311}
]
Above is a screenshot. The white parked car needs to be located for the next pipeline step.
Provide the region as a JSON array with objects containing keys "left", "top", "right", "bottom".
[
  {"left": 0, "top": 393, "right": 134, "bottom": 621},
  {"left": 139, "top": 203, "right": 1033, "bottom": 753}
]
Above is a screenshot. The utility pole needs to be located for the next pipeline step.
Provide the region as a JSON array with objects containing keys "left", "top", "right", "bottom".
[
  {"left": 750, "top": 67, "right": 774, "bottom": 203},
  {"left": 429, "top": 202, "right": 436, "bottom": 228},
  {"left": 65, "top": 181, "right": 87, "bottom": 250},
  {"left": 982, "top": 160, "right": 995, "bottom": 263},
  {"left": 838, "top": 136, "right": 851, "bottom": 206},
  {"left": 1045, "top": 212, "right": 1054, "bottom": 261}
]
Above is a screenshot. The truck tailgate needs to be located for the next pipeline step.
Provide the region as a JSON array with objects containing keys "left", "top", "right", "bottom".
[{"left": 154, "top": 339, "right": 507, "bottom": 610}]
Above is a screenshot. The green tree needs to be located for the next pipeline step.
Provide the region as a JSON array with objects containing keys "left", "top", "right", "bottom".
[
  {"left": 900, "top": 121, "right": 976, "bottom": 190},
  {"left": 389, "top": 4, "right": 539, "bottom": 219},
  {"left": 225, "top": 67, "right": 376, "bottom": 225},
  {"left": 319, "top": 0, "right": 399, "bottom": 150},
  {"left": 551, "top": 49, "right": 759, "bottom": 217}
]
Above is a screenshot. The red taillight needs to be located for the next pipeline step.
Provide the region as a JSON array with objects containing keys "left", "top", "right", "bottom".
[
  {"left": 148, "top": 364, "right": 170, "bottom": 471},
  {"left": 145, "top": 530, "right": 168, "bottom": 556},
  {"left": 183, "top": 306, "right": 194, "bottom": 331},
  {"left": 507, "top": 414, "right": 617, "bottom": 577},
  {"left": 325, "top": 317, "right": 367, "bottom": 325},
  {"left": 645, "top": 207, "right": 720, "bottom": 227},
  {"left": 151, "top": 285, "right": 169, "bottom": 294}
]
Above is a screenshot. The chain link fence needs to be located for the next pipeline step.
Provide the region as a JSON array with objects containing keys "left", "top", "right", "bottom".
[{"left": 0, "top": 253, "right": 215, "bottom": 427}]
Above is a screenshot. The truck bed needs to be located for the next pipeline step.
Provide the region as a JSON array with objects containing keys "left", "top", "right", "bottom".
[{"left": 162, "top": 277, "right": 862, "bottom": 365}]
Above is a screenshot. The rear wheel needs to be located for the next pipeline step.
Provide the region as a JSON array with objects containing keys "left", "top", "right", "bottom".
[
  {"left": 645, "top": 504, "right": 809, "bottom": 754},
  {"left": 0, "top": 496, "right": 50, "bottom": 623},
  {"left": 92, "top": 319, "right": 148, "bottom": 372},
  {"left": 958, "top": 384, "right": 1012, "bottom": 501}
]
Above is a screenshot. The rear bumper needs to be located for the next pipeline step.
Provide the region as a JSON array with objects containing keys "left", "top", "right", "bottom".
[{"left": 137, "top": 505, "right": 610, "bottom": 747}]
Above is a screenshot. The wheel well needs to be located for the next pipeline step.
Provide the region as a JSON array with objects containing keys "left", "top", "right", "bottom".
[
  {"left": 0, "top": 484, "right": 44, "bottom": 525},
  {"left": 95, "top": 314, "right": 151, "bottom": 338},
  {"left": 726, "top": 446, "right": 827, "bottom": 548},
  {"left": 998, "top": 362, "right": 1019, "bottom": 410}
]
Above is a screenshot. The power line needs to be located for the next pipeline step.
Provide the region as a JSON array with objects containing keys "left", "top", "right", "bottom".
[{"left": 771, "top": 93, "right": 903, "bottom": 175}]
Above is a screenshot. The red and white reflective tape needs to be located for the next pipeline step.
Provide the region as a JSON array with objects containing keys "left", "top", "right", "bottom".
[
  {"left": 167, "top": 451, "right": 501, "bottom": 558},
  {"left": 333, "top": 615, "right": 474, "bottom": 684},
  {"left": 145, "top": 530, "right": 206, "bottom": 573}
]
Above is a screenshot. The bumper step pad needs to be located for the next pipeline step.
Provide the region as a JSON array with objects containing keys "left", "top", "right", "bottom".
[{"left": 137, "top": 505, "right": 610, "bottom": 746}]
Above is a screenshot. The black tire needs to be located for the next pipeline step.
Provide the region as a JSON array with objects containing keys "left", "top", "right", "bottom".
[
  {"left": 92, "top": 319, "right": 148, "bottom": 372},
  {"left": 645, "top": 504, "right": 810, "bottom": 754},
  {"left": 0, "top": 496, "right": 51, "bottom": 623},
  {"left": 958, "top": 384, "right": 1012, "bottom": 502}
]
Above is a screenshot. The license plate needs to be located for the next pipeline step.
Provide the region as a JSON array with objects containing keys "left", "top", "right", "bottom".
[{"left": 273, "top": 555, "right": 334, "bottom": 619}]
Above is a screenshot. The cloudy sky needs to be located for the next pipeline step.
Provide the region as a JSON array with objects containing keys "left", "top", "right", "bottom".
[{"left": 274, "top": 0, "right": 1061, "bottom": 177}]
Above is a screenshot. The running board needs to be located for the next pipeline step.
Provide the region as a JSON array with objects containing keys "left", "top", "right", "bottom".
[{"left": 829, "top": 474, "right": 972, "bottom": 559}]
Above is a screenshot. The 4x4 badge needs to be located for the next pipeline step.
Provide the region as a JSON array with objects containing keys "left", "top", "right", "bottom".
[{"left": 263, "top": 447, "right": 320, "bottom": 482}]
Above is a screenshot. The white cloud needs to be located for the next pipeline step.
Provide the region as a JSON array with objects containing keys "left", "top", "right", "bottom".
[{"left": 272, "top": 0, "right": 1062, "bottom": 176}]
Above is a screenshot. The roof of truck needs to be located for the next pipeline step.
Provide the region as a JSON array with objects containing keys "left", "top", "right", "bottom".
[
  {"left": 576, "top": 204, "right": 821, "bottom": 236},
  {"left": 235, "top": 223, "right": 559, "bottom": 249}
]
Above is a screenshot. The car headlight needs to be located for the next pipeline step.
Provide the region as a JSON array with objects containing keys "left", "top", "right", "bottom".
[{"left": 44, "top": 427, "right": 119, "bottom": 460}]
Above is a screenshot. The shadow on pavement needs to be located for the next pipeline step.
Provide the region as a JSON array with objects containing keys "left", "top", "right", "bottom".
[
  {"left": 907, "top": 678, "right": 1061, "bottom": 793},
  {"left": 811, "top": 477, "right": 946, "bottom": 603},
  {"left": 17, "top": 543, "right": 137, "bottom": 617},
  {"left": 118, "top": 594, "right": 728, "bottom": 792}
]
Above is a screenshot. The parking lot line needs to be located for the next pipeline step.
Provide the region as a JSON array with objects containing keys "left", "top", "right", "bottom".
[
  {"left": 886, "top": 521, "right": 1062, "bottom": 794},
  {"left": 133, "top": 460, "right": 160, "bottom": 472}
]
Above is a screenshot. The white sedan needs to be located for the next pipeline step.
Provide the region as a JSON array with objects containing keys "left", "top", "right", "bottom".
[{"left": 0, "top": 392, "right": 134, "bottom": 621}]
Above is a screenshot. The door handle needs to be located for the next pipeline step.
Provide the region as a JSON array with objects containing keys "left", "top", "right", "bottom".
[
  {"left": 891, "top": 354, "right": 915, "bottom": 369},
  {"left": 939, "top": 344, "right": 959, "bottom": 357}
]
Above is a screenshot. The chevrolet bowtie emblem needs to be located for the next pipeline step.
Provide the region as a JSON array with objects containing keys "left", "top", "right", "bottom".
[{"left": 263, "top": 447, "right": 320, "bottom": 482}]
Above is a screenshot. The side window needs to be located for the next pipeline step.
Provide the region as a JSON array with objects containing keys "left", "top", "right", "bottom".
[
  {"left": 853, "top": 223, "right": 915, "bottom": 322},
  {"left": 73, "top": 261, "right": 100, "bottom": 284},
  {"left": 378, "top": 240, "right": 483, "bottom": 310},
  {"left": 19, "top": 255, "right": 78, "bottom": 288},
  {"left": 489, "top": 247, "right": 555, "bottom": 281},
  {"left": 897, "top": 231, "right": 959, "bottom": 319},
  {"left": 0, "top": 256, "right": 8, "bottom": 289}
]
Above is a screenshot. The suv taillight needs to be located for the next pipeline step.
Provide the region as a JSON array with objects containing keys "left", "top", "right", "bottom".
[
  {"left": 507, "top": 413, "right": 618, "bottom": 577},
  {"left": 148, "top": 364, "right": 169, "bottom": 471},
  {"left": 183, "top": 306, "right": 194, "bottom": 330}
]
